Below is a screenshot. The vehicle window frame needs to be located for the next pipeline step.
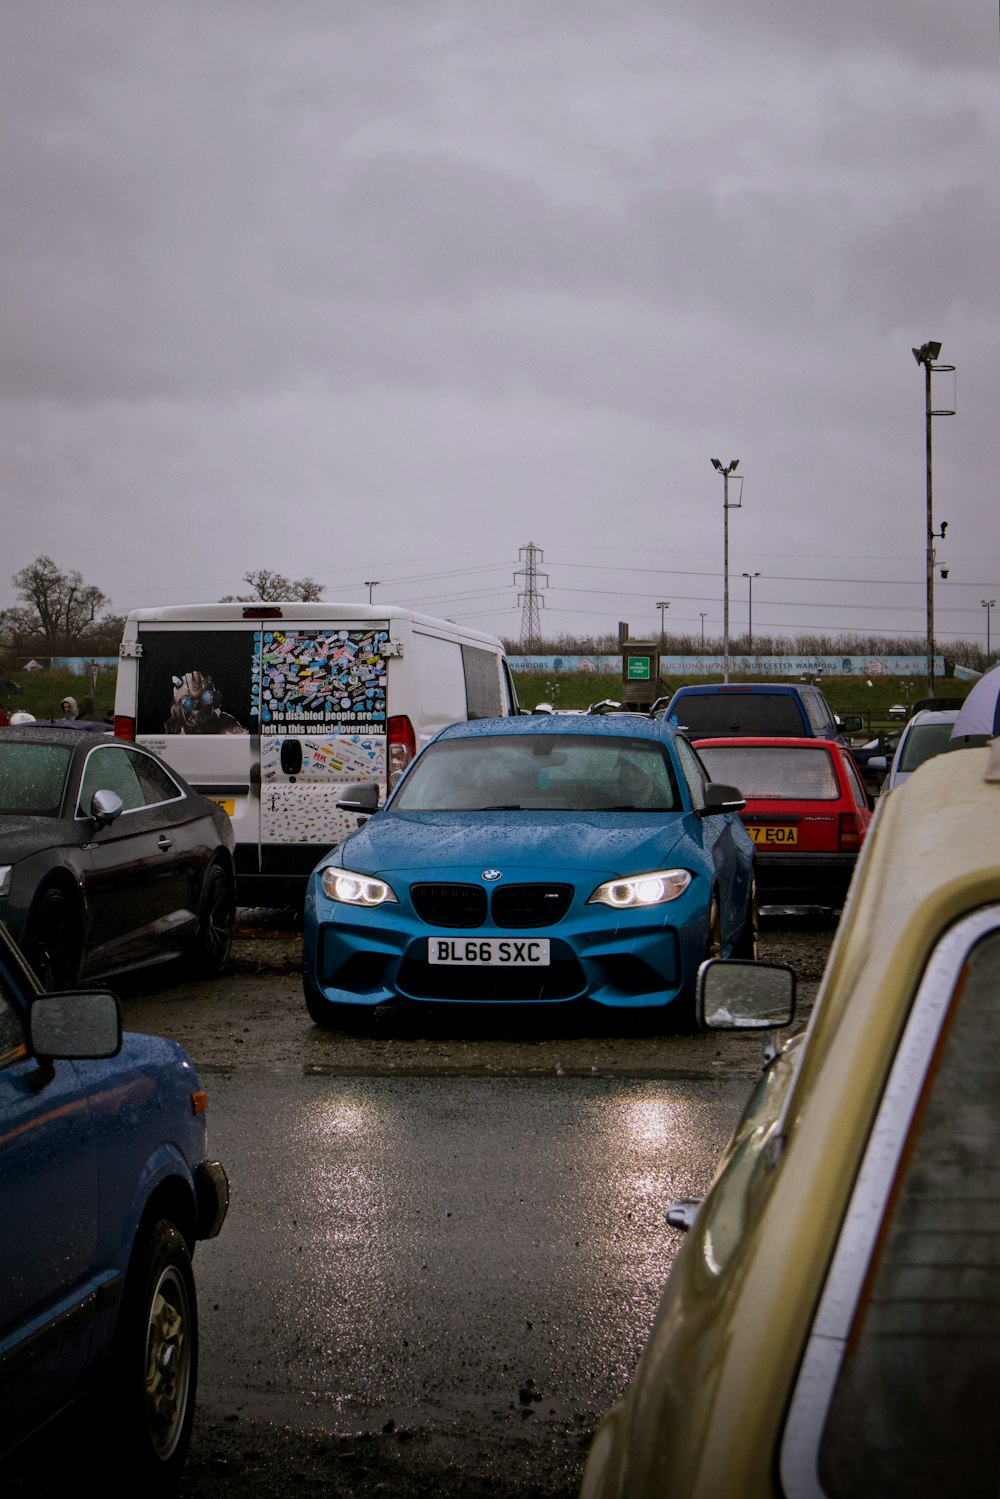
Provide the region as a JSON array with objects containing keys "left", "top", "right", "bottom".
[
  {"left": 124, "top": 746, "right": 186, "bottom": 808},
  {"left": 75, "top": 743, "right": 147, "bottom": 819},
  {"left": 674, "top": 734, "right": 709, "bottom": 811},
  {"left": 779, "top": 904, "right": 1000, "bottom": 1498}
]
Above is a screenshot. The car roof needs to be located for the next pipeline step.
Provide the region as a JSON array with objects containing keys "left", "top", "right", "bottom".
[
  {"left": 0, "top": 725, "right": 111, "bottom": 744},
  {"left": 669, "top": 682, "right": 817, "bottom": 694},
  {"left": 789, "top": 741, "right": 1000, "bottom": 1111},
  {"left": 692, "top": 736, "right": 841, "bottom": 751},
  {"left": 901, "top": 708, "right": 961, "bottom": 727},
  {"left": 434, "top": 713, "right": 671, "bottom": 743}
]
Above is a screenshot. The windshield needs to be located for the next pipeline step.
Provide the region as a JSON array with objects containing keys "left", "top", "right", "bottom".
[
  {"left": 898, "top": 722, "right": 958, "bottom": 772},
  {"left": 0, "top": 742, "right": 72, "bottom": 815},
  {"left": 696, "top": 744, "right": 839, "bottom": 801},
  {"left": 391, "top": 734, "right": 679, "bottom": 812}
]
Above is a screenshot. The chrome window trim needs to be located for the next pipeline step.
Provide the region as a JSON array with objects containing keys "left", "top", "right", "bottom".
[
  {"left": 74, "top": 743, "right": 187, "bottom": 821},
  {"left": 779, "top": 903, "right": 1000, "bottom": 1499}
]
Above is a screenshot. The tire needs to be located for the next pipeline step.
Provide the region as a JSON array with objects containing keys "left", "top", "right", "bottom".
[
  {"left": 107, "top": 1220, "right": 198, "bottom": 1493},
  {"left": 731, "top": 879, "right": 759, "bottom": 960},
  {"left": 188, "top": 862, "right": 235, "bottom": 976},
  {"left": 705, "top": 896, "right": 723, "bottom": 961},
  {"left": 24, "top": 887, "right": 83, "bottom": 991}
]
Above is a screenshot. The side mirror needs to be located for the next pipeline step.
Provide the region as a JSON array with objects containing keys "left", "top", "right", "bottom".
[
  {"left": 336, "top": 782, "right": 381, "bottom": 815},
  {"left": 29, "top": 989, "right": 122, "bottom": 1059},
  {"left": 90, "top": 789, "right": 124, "bottom": 827},
  {"left": 841, "top": 715, "right": 863, "bottom": 734},
  {"left": 697, "top": 959, "right": 796, "bottom": 1031},
  {"left": 866, "top": 755, "right": 888, "bottom": 773},
  {"left": 698, "top": 782, "right": 746, "bottom": 816}
]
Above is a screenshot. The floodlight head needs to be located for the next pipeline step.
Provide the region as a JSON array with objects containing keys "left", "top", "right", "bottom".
[
  {"left": 940, "top": 520, "right": 948, "bottom": 536},
  {"left": 711, "top": 458, "right": 723, "bottom": 471},
  {"left": 912, "top": 340, "right": 943, "bottom": 365},
  {"left": 940, "top": 568, "right": 949, "bottom": 580},
  {"left": 926, "top": 341, "right": 942, "bottom": 361},
  {"left": 729, "top": 460, "right": 739, "bottom": 472}
]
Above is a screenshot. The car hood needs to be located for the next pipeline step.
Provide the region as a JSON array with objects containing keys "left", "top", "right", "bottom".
[
  {"left": 328, "top": 810, "right": 694, "bottom": 878},
  {"left": 0, "top": 813, "right": 71, "bottom": 859}
]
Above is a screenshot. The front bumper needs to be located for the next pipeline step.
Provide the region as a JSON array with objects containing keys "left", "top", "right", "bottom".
[{"left": 304, "top": 879, "right": 715, "bottom": 1010}]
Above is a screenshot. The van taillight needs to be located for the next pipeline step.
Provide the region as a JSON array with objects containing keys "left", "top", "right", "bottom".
[
  {"left": 838, "top": 812, "right": 864, "bottom": 852},
  {"left": 113, "top": 714, "right": 136, "bottom": 741},
  {"left": 388, "top": 715, "right": 416, "bottom": 787}
]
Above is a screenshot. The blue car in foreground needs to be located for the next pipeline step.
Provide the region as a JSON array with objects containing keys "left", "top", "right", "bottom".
[
  {"left": 0, "top": 922, "right": 229, "bottom": 1490},
  {"left": 303, "top": 715, "right": 756, "bottom": 1026}
]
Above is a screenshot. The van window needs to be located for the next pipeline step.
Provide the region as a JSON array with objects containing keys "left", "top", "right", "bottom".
[
  {"left": 462, "top": 646, "right": 504, "bottom": 719},
  {"left": 801, "top": 688, "right": 836, "bottom": 736}
]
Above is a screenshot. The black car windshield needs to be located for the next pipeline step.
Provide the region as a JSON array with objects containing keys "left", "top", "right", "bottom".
[
  {"left": 392, "top": 735, "right": 678, "bottom": 812},
  {"left": 696, "top": 744, "right": 839, "bottom": 801},
  {"left": 0, "top": 742, "right": 73, "bottom": 816}
]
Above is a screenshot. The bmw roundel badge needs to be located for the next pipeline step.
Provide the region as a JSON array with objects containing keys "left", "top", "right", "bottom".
[{"left": 481, "top": 869, "right": 502, "bottom": 881}]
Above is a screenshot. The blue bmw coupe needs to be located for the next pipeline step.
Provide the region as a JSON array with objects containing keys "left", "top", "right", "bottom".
[{"left": 303, "top": 715, "right": 756, "bottom": 1026}]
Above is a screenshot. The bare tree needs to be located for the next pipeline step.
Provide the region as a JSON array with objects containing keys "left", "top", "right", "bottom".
[
  {"left": 1, "top": 556, "right": 111, "bottom": 654},
  {"left": 221, "top": 569, "right": 324, "bottom": 603}
]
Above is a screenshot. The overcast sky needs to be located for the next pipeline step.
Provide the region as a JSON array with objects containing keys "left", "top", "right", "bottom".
[{"left": 1, "top": 1, "right": 997, "bottom": 650}]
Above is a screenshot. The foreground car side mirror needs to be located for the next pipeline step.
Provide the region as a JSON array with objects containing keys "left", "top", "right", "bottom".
[
  {"left": 841, "top": 715, "right": 864, "bottom": 733},
  {"left": 697, "top": 959, "right": 796, "bottom": 1030},
  {"left": 28, "top": 989, "right": 122, "bottom": 1060},
  {"left": 698, "top": 782, "right": 746, "bottom": 816},
  {"left": 336, "top": 782, "right": 381, "bottom": 816}
]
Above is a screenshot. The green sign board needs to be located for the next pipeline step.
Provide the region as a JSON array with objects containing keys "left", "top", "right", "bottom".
[{"left": 626, "top": 657, "right": 652, "bottom": 680}]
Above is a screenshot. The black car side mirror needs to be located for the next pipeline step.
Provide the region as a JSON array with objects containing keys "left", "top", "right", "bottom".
[
  {"left": 336, "top": 782, "right": 381, "bottom": 816},
  {"left": 698, "top": 782, "right": 746, "bottom": 817},
  {"left": 90, "top": 789, "right": 124, "bottom": 827}
]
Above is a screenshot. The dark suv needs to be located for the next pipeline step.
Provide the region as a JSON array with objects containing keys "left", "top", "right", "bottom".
[{"left": 660, "top": 683, "right": 861, "bottom": 744}]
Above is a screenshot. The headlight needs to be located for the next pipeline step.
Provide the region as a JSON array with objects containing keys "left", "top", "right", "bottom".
[
  {"left": 0, "top": 865, "right": 11, "bottom": 897},
  {"left": 588, "top": 869, "right": 692, "bottom": 908},
  {"left": 320, "top": 867, "right": 397, "bottom": 906}
]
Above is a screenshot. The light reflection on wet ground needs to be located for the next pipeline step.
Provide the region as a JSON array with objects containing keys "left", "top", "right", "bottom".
[{"left": 195, "top": 1071, "right": 749, "bottom": 1433}]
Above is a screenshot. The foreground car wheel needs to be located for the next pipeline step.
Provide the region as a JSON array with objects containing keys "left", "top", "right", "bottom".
[
  {"left": 109, "top": 1220, "right": 198, "bottom": 1491},
  {"left": 24, "top": 888, "right": 82, "bottom": 990},
  {"left": 189, "top": 863, "right": 235, "bottom": 976}
]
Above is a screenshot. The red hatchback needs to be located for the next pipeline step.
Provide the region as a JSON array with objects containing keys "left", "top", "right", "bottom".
[{"left": 693, "top": 736, "right": 873, "bottom": 911}]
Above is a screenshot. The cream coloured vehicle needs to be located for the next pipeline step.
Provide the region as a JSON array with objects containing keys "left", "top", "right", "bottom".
[{"left": 582, "top": 740, "right": 1000, "bottom": 1499}]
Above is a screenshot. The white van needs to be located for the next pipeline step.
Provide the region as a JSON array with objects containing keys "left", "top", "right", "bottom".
[{"left": 113, "top": 602, "right": 519, "bottom": 904}]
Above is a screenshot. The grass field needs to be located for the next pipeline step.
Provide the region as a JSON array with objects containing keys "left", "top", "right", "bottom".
[{"left": 3, "top": 665, "right": 974, "bottom": 736}]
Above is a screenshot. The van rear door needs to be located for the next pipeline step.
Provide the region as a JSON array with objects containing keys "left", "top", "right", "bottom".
[
  {"left": 132, "top": 621, "right": 391, "bottom": 879},
  {"left": 256, "top": 624, "right": 389, "bottom": 849}
]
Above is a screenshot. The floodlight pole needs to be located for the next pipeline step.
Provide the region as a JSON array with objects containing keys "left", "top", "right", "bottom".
[
  {"left": 984, "top": 598, "right": 996, "bottom": 661},
  {"left": 364, "top": 579, "right": 379, "bottom": 604},
  {"left": 711, "top": 458, "right": 741, "bottom": 682},
  {"left": 912, "top": 341, "right": 955, "bottom": 698},
  {"left": 656, "top": 600, "right": 670, "bottom": 653},
  {"left": 742, "top": 571, "right": 761, "bottom": 650}
]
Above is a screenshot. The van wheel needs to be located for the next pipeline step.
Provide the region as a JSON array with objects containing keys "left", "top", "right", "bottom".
[
  {"left": 25, "top": 888, "right": 83, "bottom": 991},
  {"left": 189, "top": 863, "right": 235, "bottom": 976},
  {"left": 107, "top": 1220, "right": 198, "bottom": 1492}
]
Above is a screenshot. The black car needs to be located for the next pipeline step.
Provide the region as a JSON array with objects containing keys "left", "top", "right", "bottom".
[{"left": 0, "top": 726, "right": 236, "bottom": 988}]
